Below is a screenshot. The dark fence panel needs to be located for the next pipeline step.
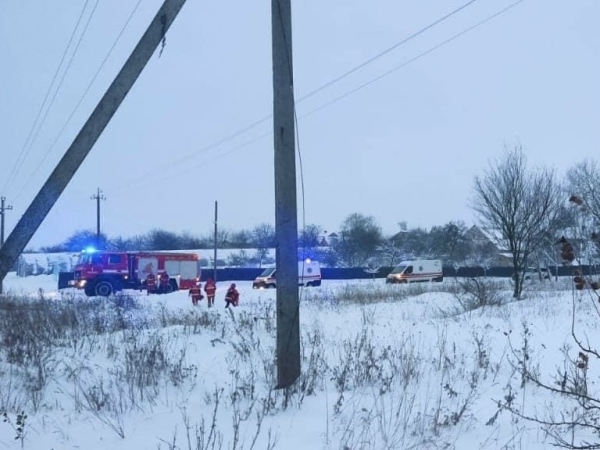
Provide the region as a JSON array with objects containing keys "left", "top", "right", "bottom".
[
  {"left": 58, "top": 272, "right": 74, "bottom": 289},
  {"left": 205, "top": 268, "right": 264, "bottom": 282},
  {"left": 58, "top": 265, "right": 600, "bottom": 290},
  {"left": 321, "top": 267, "right": 393, "bottom": 280}
]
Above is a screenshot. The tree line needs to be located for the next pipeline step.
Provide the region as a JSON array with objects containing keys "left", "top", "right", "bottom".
[{"left": 39, "top": 215, "right": 486, "bottom": 268}]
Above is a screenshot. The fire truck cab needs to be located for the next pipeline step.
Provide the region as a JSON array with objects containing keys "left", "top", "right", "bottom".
[{"left": 69, "top": 249, "right": 201, "bottom": 297}]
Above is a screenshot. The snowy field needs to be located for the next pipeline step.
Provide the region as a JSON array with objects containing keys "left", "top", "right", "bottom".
[{"left": 0, "top": 272, "right": 598, "bottom": 449}]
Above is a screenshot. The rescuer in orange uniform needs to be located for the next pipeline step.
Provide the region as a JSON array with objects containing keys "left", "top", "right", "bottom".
[
  {"left": 204, "top": 278, "right": 216, "bottom": 307},
  {"left": 146, "top": 273, "right": 157, "bottom": 295},
  {"left": 189, "top": 282, "right": 203, "bottom": 306},
  {"left": 224, "top": 283, "right": 239, "bottom": 309},
  {"left": 159, "top": 271, "right": 170, "bottom": 294}
]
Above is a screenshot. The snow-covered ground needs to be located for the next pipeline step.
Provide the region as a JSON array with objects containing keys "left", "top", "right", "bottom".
[{"left": 0, "top": 272, "right": 597, "bottom": 449}]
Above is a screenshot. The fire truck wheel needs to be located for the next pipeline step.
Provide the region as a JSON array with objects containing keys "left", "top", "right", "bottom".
[
  {"left": 95, "top": 280, "right": 115, "bottom": 297},
  {"left": 165, "top": 279, "right": 178, "bottom": 293}
]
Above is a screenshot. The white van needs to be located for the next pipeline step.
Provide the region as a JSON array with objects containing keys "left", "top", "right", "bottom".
[
  {"left": 386, "top": 259, "right": 443, "bottom": 284},
  {"left": 252, "top": 260, "right": 322, "bottom": 288}
]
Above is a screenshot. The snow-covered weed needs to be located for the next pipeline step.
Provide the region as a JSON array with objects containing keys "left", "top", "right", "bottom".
[{"left": 303, "top": 281, "right": 451, "bottom": 305}]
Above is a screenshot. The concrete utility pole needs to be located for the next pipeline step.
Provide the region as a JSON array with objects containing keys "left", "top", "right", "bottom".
[
  {"left": 0, "top": 0, "right": 187, "bottom": 286},
  {"left": 213, "top": 200, "right": 218, "bottom": 282},
  {"left": 0, "top": 197, "right": 13, "bottom": 294},
  {"left": 91, "top": 188, "right": 106, "bottom": 248},
  {"left": 272, "top": 0, "right": 301, "bottom": 388},
  {"left": 0, "top": 197, "right": 13, "bottom": 248}
]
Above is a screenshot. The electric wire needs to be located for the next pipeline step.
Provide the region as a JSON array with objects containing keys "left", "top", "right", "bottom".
[
  {"left": 1, "top": 0, "right": 92, "bottom": 196},
  {"left": 111, "top": 0, "right": 525, "bottom": 196},
  {"left": 10, "top": 0, "right": 101, "bottom": 200},
  {"left": 299, "top": 0, "right": 525, "bottom": 121},
  {"left": 113, "top": 0, "right": 481, "bottom": 192},
  {"left": 12, "top": 0, "right": 144, "bottom": 204},
  {"left": 296, "top": 0, "right": 479, "bottom": 102}
]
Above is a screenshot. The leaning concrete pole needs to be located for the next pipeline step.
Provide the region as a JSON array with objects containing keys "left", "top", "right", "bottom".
[
  {"left": 0, "top": 0, "right": 187, "bottom": 291},
  {"left": 272, "top": 0, "right": 301, "bottom": 388}
]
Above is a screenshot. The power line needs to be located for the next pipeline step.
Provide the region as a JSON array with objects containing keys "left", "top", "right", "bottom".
[
  {"left": 7, "top": 0, "right": 101, "bottom": 197},
  {"left": 296, "top": 0, "right": 479, "bottom": 103},
  {"left": 299, "top": 0, "right": 526, "bottom": 120},
  {"left": 111, "top": 130, "right": 273, "bottom": 194},
  {"left": 12, "top": 0, "right": 144, "bottom": 205},
  {"left": 1, "top": 0, "right": 92, "bottom": 196},
  {"left": 110, "top": 0, "right": 525, "bottom": 194},
  {"left": 112, "top": 0, "right": 481, "bottom": 191}
]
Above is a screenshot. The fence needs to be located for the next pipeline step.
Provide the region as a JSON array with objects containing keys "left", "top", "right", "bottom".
[{"left": 58, "top": 265, "right": 598, "bottom": 289}]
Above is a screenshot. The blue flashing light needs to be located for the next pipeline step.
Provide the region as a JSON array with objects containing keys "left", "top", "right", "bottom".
[
  {"left": 305, "top": 258, "right": 312, "bottom": 263},
  {"left": 83, "top": 247, "right": 96, "bottom": 253}
]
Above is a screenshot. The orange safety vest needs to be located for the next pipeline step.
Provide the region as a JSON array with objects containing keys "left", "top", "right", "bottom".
[
  {"left": 159, "top": 273, "right": 169, "bottom": 286},
  {"left": 189, "top": 285, "right": 201, "bottom": 298},
  {"left": 146, "top": 274, "right": 156, "bottom": 289},
  {"left": 204, "top": 282, "right": 216, "bottom": 296}
]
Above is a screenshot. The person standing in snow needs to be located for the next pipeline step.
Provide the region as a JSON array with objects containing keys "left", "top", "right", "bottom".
[
  {"left": 145, "top": 272, "right": 157, "bottom": 295},
  {"left": 189, "top": 282, "right": 203, "bottom": 306},
  {"left": 204, "top": 278, "right": 216, "bottom": 307},
  {"left": 159, "top": 271, "right": 170, "bottom": 294},
  {"left": 224, "top": 283, "right": 239, "bottom": 309}
]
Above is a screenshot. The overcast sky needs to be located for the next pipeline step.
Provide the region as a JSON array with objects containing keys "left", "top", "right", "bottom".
[{"left": 1, "top": 0, "right": 599, "bottom": 249}]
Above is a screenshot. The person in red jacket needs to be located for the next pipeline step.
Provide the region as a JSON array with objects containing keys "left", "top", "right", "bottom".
[
  {"left": 204, "top": 278, "right": 216, "bottom": 307},
  {"left": 159, "top": 271, "right": 170, "bottom": 294},
  {"left": 224, "top": 283, "right": 239, "bottom": 309},
  {"left": 146, "top": 273, "right": 157, "bottom": 295},
  {"left": 189, "top": 282, "right": 203, "bottom": 306}
]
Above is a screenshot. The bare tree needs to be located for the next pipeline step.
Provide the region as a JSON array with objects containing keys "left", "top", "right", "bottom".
[
  {"left": 377, "top": 238, "right": 403, "bottom": 267},
  {"left": 216, "top": 229, "right": 230, "bottom": 248},
  {"left": 472, "top": 145, "right": 563, "bottom": 298},
  {"left": 464, "top": 240, "right": 498, "bottom": 275},
  {"left": 428, "top": 221, "right": 470, "bottom": 265},
  {"left": 567, "top": 159, "right": 600, "bottom": 224},
  {"left": 497, "top": 197, "right": 600, "bottom": 449},
  {"left": 252, "top": 223, "right": 275, "bottom": 267},
  {"left": 333, "top": 213, "right": 383, "bottom": 267}
]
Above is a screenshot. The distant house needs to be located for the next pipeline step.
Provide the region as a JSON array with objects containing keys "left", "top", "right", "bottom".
[
  {"left": 17, "top": 253, "right": 77, "bottom": 277},
  {"left": 317, "top": 232, "right": 339, "bottom": 247},
  {"left": 464, "top": 225, "right": 512, "bottom": 267}
]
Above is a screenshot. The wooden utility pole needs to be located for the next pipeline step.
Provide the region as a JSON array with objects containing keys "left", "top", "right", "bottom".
[
  {"left": 0, "top": 0, "right": 187, "bottom": 286},
  {"left": 91, "top": 188, "right": 106, "bottom": 248},
  {"left": 272, "top": 0, "right": 300, "bottom": 388},
  {"left": 213, "top": 200, "right": 218, "bottom": 282},
  {"left": 0, "top": 197, "right": 13, "bottom": 248}
]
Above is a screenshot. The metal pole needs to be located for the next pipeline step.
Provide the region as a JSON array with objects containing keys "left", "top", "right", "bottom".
[
  {"left": 213, "top": 200, "right": 218, "bottom": 282},
  {"left": 272, "top": 0, "right": 300, "bottom": 388},
  {"left": 0, "top": 0, "right": 187, "bottom": 283}
]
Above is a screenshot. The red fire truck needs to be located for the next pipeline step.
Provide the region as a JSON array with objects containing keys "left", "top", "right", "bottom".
[{"left": 69, "top": 249, "right": 201, "bottom": 297}]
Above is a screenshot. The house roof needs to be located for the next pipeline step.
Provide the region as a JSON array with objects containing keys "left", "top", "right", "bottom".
[{"left": 466, "top": 225, "right": 509, "bottom": 251}]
